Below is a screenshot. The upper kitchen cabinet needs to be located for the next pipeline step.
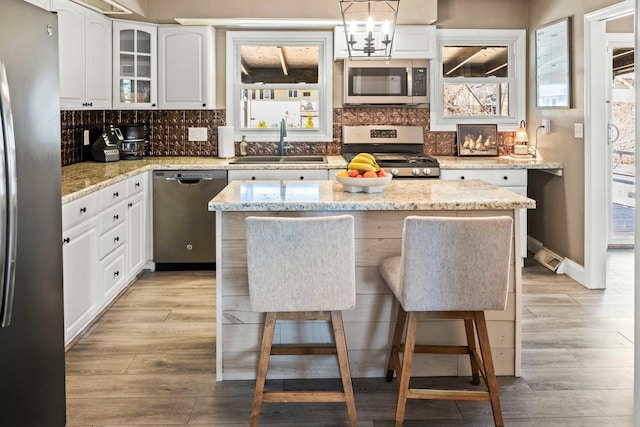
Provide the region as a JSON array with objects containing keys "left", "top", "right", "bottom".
[
  {"left": 334, "top": 25, "right": 436, "bottom": 60},
  {"left": 23, "top": 0, "right": 50, "bottom": 10},
  {"left": 158, "top": 25, "right": 215, "bottom": 109},
  {"left": 53, "top": 0, "right": 112, "bottom": 110},
  {"left": 113, "top": 20, "right": 158, "bottom": 109}
]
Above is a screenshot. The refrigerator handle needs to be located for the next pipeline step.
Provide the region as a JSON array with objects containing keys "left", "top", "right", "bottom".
[{"left": 0, "top": 62, "right": 18, "bottom": 327}]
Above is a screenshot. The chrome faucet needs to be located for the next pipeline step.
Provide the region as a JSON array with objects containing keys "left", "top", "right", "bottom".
[{"left": 278, "top": 118, "right": 287, "bottom": 156}]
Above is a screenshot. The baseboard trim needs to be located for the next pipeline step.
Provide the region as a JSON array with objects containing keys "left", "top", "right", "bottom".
[
  {"left": 562, "top": 257, "right": 595, "bottom": 289},
  {"left": 527, "top": 235, "right": 544, "bottom": 255}
]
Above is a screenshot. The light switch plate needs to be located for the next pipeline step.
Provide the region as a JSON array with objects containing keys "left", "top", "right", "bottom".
[
  {"left": 574, "top": 123, "right": 584, "bottom": 139},
  {"left": 188, "top": 127, "right": 208, "bottom": 141}
]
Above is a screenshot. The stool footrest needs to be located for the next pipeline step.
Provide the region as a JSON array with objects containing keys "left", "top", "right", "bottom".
[
  {"left": 271, "top": 345, "right": 337, "bottom": 355},
  {"left": 408, "top": 388, "right": 490, "bottom": 401},
  {"left": 262, "top": 391, "right": 347, "bottom": 403},
  {"left": 413, "top": 345, "right": 471, "bottom": 355}
]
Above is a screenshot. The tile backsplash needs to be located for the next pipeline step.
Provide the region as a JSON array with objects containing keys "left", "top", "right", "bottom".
[{"left": 60, "top": 107, "right": 515, "bottom": 166}]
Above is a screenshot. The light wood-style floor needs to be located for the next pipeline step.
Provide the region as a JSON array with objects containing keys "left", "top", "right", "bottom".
[{"left": 65, "top": 250, "right": 634, "bottom": 426}]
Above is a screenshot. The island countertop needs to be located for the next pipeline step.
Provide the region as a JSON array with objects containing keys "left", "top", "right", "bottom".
[{"left": 208, "top": 179, "right": 536, "bottom": 212}]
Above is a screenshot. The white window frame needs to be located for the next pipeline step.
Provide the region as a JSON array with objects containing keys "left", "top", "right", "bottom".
[
  {"left": 225, "top": 31, "right": 333, "bottom": 142},
  {"left": 430, "top": 29, "right": 526, "bottom": 132}
]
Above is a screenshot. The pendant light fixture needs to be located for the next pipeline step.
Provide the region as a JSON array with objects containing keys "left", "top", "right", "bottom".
[{"left": 339, "top": 0, "right": 400, "bottom": 60}]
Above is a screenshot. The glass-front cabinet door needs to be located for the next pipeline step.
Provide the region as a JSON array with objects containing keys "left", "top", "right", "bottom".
[{"left": 113, "top": 21, "right": 157, "bottom": 109}]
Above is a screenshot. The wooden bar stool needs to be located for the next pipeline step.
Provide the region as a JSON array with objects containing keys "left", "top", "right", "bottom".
[
  {"left": 379, "top": 216, "right": 513, "bottom": 427},
  {"left": 245, "top": 215, "right": 358, "bottom": 427}
]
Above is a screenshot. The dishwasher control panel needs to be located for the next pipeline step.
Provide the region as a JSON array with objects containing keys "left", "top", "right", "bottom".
[{"left": 153, "top": 170, "right": 223, "bottom": 181}]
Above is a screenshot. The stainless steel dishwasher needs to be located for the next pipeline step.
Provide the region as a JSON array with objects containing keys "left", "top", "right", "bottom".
[{"left": 153, "top": 170, "right": 227, "bottom": 269}]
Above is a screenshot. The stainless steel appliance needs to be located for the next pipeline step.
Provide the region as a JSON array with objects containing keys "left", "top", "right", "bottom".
[
  {"left": 0, "top": 1, "right": 66, "bottom": 424},
  {"left": 117, "top": 124, "right": 146, "bottom": 160},
  {"left": 342, "top": 125, "right": 440, "bottom": 178},
  {"left": 344, "top": 58, "right": 429, "bottom": 105},
  {"left": 153, "top": 170, "right": 227, "bottom": 269}
]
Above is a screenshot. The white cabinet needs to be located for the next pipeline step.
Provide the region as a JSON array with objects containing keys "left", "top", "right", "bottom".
[
  {"left": 61, "top": 172, "right": 150, "bottom": 345},
  {"left": 334, "top": 25, "right": 436, "bottom": 60},
  {"left": 113, "top": 20, "right": 158, "bottom": 109},
  {"left": 158, "top": 25, "right": 215, "bottom": 109},
  {"left": 126, "top": 174, "right": 148, "bottom": 279},
  {"left": 228, "top": 169, "right": 328, "bottom": 181},
  {"left": 53, "top": 0, "right": 111, "bottom": 110},
  {"left": 440, "top": 169, "right": 528, "bottom": 260},
  {"left": 62, "top": 193, "right": 100, "bottom": 345},
  {"left": 23, "top": 0, "right": 50, "bottom": 10}
]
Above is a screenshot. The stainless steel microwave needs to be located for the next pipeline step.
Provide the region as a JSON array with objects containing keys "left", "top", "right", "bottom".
[{"left": 344, "top": 59, "right": 429, "bottom": 105}]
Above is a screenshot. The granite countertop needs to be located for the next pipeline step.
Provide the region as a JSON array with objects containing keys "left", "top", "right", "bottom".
[
  {"left": 436, "top": 156, "right": 563, "bottom": 171},
  {"left": 208, "top": 179, "right": 536, "bottom": 212},
  {"left": 61, "top": 155, "right": 561, "bottom": 204},
  {"left": 61, "top": 156, "right": 348, "bottom": 202}
]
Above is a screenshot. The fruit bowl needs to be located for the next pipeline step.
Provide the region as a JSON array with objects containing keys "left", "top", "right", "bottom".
[{"left": 335, "top": 173, "right": 393, "bottom": 193}]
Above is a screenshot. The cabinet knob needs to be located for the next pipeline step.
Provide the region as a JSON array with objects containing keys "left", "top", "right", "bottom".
[
  {"left": 114, "top": 236, "right": 120, "bottom": 243},
  {"left": 152, "top": 103, "right": 157, "bottom": 107},
  {"left": 114, "top": 192, "right": 119, "bottom": 197},
  {"left": 460, "top": 176, "right": 465, "bottom": 180},
  {"left": 202, "top": 103, "right": 206, "bottom": 107},
  {"left": 88, "top": 102, "right": 93, "bottom": 107},
  {"left": 503, "top": 176, "right": 508, "bottom": 180},
  {"left": 251, "top": 176, "right": 256, "bottom": 180},
  {"left": 299, "top": 176, "right": 304, "bottom": 180},
  {"left": 80, "top": 207, "right": 87, "bottom": 213},
  {"left": 128, "top": 202, "right": 133, "bottom": 208},
  {"left": 114, "top": 271, "right": 119, "bottom": 277},
  {"left": 114, "top": 214, "right": 119, "bottom": 220},
  {"left": 63, "top": 237, "right": 70, "bottom": 244},
  {"left": 135, "top": 182, "right": 140, "bottom": 187}
]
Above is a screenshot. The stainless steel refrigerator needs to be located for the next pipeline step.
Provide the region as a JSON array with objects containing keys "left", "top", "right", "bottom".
[{"left": 0, "top": 0, "right": 66, "bottom": 425}]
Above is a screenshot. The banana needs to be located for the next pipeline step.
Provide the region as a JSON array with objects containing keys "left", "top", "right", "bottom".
[
  {"left": 355, "top": 152, "right": 377, "bottom": 163},
  {"left": 348, "top": 161, "right": 377, "bottom": 172}
]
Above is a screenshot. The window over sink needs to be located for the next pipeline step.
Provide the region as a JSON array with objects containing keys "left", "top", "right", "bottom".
[
  {"left": 430, "top": 29, "right": 526, "bottom": 132},
  {"left": 226, "top": 31, "right": 333, "bottom": 142}
]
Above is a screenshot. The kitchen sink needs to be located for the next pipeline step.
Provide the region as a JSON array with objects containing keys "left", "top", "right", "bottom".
[{"left": 229, "top": 155, "right": 327, "bottom": 164}]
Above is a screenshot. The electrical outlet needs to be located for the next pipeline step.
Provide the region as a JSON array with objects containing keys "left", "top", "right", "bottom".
[
  {"left": 83, "top": 129, "right": 90, "bottom": 146},
  {"left": 574, "top": 123, "right": 584, "bottom": 139},
  {"left": 188, "top": 127, "right": 208, "bottom": 142},
  {"left": 541, "top": 119, "right": 550, "bottom": 134}
]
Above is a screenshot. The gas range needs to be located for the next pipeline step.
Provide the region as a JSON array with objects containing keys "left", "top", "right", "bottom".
[{"left": 342, "top": 125, "right": 440, "bottom": 178}]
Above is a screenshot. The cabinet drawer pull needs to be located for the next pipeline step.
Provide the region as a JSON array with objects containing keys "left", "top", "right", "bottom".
[
  {"left": 113, "top": 214, "right": 119, "bottom": 220},
  {"left": 460, "top": 176, "right": 465, "bottom": 180},
  {"left": 128, "top": 202, "right": 133, "bottom": 208},
  {"left": 113, "top": 192, "right": 119, "bottom": 197},
  {"left": 299, "top": 176, "right": 304, "bottom": 180},
  {"left": 503, "top": 176, "right": 508, "bottom": 180},
  {"left": 251, "top": 176, "right": 256, "bottom": 180},
  {"left": 114, "top": 236, "right": 120, "bottom": 243},
  {"left": 135, "top": 182, "right": 140, "bottom": 187},
  {"left": 63, "top": 237, "right": 70, "bottom": 244},
  {"left": 113, "top": 271, "right": 119, "bottom": 277},
  {"left": 80, "top": 207, "right": 87, "bottom": 213}
]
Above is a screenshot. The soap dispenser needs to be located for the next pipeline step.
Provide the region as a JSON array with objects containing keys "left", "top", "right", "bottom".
[{"left": 239, "top": 135, "right": 248, "bottom": 156}]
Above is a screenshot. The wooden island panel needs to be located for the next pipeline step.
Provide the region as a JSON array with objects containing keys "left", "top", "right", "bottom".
[{"left": 216, "top": 209, "right": 520, "bottom": 381}]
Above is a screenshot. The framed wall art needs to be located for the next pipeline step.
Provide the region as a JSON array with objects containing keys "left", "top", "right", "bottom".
[
  {"left": 536, "top": 17, "right": 572, "bottom": 108},
  {"left": 456, "top": 124, "right": 499, "bottom": 156}
]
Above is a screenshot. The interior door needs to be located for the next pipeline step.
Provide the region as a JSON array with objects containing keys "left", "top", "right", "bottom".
[{"left": 606, "top": 34, "right": 635, "bottom": 247}]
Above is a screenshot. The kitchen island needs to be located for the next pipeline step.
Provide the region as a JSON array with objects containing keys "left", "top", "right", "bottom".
[{"left": 208, "top": 179, "right": 535, "bottom": 381}]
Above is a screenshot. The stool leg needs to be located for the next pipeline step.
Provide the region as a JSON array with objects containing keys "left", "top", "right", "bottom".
[
  {"left": 386, "top": 306, "right": 408, "bottom": 382},
  {"left": 394, "top": 311, "right": 418, "bottom": 427},
  {"left": 331, "top": 311, "right": 358, "bottom": 426},
  {"left": 463, "top": 318, "right": 481, "bottom": 385},
  {"left": 474, "top": 311, "right": 504, "bottom": 427},
  {"left": 250, "top": 312, "right": 277, "bottom": 427}
]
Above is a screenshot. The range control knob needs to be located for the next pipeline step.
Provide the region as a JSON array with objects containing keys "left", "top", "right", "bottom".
[
  {"left": 391, "top": 168, "right": 400, "bottom": 176},
  {"left": 412, "top": 168, "right": 422, "bottom": 176},
  {"left": 423, "top": 168, "right": 432, "bottom": 176}
]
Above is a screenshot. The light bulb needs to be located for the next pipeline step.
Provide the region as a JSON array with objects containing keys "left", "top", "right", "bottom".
[
  {"left": 382, "top": 20, "right": 390, "bottom": 35},
  {"left": 348, "top": 21, "right": 357, "bottom": 35},
  {"left": 366, "top": 16, "right": 374, "bottom": 33}
]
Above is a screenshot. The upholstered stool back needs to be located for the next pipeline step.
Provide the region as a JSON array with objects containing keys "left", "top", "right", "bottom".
[
  {"left": 380, "top": 215, "right": 513, "bottom": 312},
  {"left": 246, "top": 214, "right": 356, "bottom": 312}
]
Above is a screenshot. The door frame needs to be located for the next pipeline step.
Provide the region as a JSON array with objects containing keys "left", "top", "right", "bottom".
[{"left": 584, "top": 0, "right": 633, "bottom": 289}]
